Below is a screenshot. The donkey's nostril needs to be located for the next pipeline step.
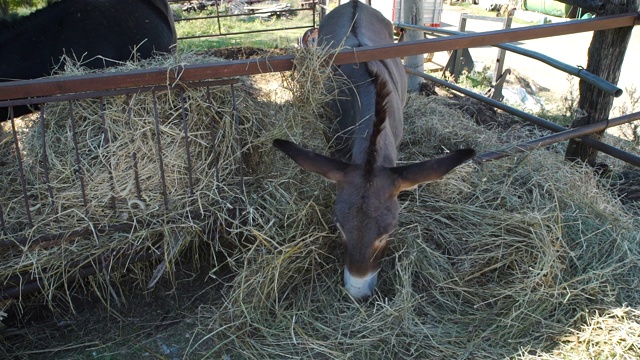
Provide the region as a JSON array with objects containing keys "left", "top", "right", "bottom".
[{"left": 344, "top": 267, "right": 377, "bottom": 299}]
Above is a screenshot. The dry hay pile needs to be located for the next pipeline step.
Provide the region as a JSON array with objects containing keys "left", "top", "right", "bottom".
[
  {"left": 187, "top": 89, "right": 640, "bottom": 358},
  {"left": 187, "top": 51, "right": 640, "bottom": 357},
  {"left": 0, "top": 53, "right": 260, "bottom": 306},
  {"left": 1, "top": 46, "right": 639, "bottom": 359}
]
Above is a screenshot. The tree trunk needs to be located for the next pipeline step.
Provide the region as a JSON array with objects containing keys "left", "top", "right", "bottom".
[
  {"left": 564, "top": 0, "right": 638, "bottom": 166},
  {"left": 402, "top": 0, "right": 425, "bottom": 92}
]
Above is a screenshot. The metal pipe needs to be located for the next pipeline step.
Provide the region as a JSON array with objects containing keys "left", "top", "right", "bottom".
[
  {"left": 0, "top": 13, "right": 636, "bottom": 101},
  {"left": 406, "top": 68, "right": 640, "bottom": 167},
  {"left": 178, "top": 25, "right": 313, "bottom": 41},
  {"left": 475, "top": 111, "right": 640, "bottom": 163},
  {"left": 396, "top": 22, "right": 623, "bottom": 97},
  {"left": 173, "top": 5, "right": 311, "bottom": 22},
  {"left": 0, "top": 78, "right": 239, "bottom": 108}
]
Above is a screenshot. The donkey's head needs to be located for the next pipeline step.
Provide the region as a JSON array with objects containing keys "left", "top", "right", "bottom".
[
  {"left": 273, "top": 139, "right": 474, "bottom": 298},
  {"left": 273, "top": 81, "right": 475, "bottom": 298}
]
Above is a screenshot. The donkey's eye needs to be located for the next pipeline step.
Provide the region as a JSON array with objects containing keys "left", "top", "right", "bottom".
[{"left": 373, "top": 235, "right": 389, "bottom": 251}]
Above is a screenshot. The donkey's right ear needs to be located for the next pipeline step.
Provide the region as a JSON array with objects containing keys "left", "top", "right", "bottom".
[{"left": 273, "top": 139, "right": 349, "bottom": 183}]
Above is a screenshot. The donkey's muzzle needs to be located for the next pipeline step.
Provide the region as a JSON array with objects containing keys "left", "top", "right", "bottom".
[{"left": 344, "top": 267, "right": 377, "bottom": 299}]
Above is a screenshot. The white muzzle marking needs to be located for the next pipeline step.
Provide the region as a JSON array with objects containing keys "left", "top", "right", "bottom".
[{"left": 344, "top": 267, "right": 378, "bottom": 299}]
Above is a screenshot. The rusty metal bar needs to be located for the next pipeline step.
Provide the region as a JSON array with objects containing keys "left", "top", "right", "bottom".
[
  {"left": 215, "top": 0, "right": 222, "bottom": 36},
  {"left": 180, "top": 91, "right": 195, "bottom": 196},
  {"left": 10, "top": 110, "right": 33, "bottom": 227},
  {"left": 406, "top": 68, "right": 640, "bottom": 167},
  {"left": 0, "top": 13, "right": 635, "bottom": 102},
  {"left": 231, "top": 83, "right": 244, "bottom": 191},
  {"left": 152, "top": 92, "right": 170, "bottom": 211},
  {"left": 0, "top": 78, "right": 239, "bottom": 109},
  {"left": 100, "top": 98, "right": 118, "bottom": 211},
  {"left": 397, "top": 22, "right": 623, "bottom": 97},
  {"left": 206, "top": 86, "right": 222, "bottom": 186},
  {"left": 69, "top": 102, "right": 89, "bottom": 213},
  {"left": 178, "top": 25, "right": 313, "bottom": 41},
  {"left": 174, "top": 5, "right": 311, "bottom": 22},
  {"left": 156, "top": 3, "right": 316, "bottom": 41},
  {"left": 475, "top": 111, "right": 640, "bottom": 163},
  {"left": 125, "top": 96, "right": 145, "bottom": 202},
  {"left": 312, "top": 0, "right": 317, "bottom": 28},
  {"left": 39, "top": 107, "right": 56, "bottom": 210}
]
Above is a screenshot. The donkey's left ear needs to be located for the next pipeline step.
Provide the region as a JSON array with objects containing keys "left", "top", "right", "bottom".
[
  {"left": 273, "top": 139, "right": 350, "bottom": 183},
  {"left": 391, "top": 149, "right": 475, "bottom": 191}
]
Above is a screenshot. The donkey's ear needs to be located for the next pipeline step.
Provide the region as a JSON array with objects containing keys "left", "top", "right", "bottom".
[
  {"left": 391, "top": 149, "right": 475, "bottom": 192},
  {"left": 273, "top": 139, "right": 350, "bottom": 183}
]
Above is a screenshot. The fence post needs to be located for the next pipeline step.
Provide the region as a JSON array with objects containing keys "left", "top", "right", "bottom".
[{"left": 491, "top": 14, "right": 513, "bottom": 101}]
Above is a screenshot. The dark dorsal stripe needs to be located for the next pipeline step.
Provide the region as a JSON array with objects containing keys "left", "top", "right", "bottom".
[{"left": 364, "top": 75, "right": 391, "bottom": 177}]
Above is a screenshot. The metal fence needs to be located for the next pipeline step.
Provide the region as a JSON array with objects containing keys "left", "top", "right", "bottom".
[
  {"left": 168, "top": 0, "right": 318, "bottom": 41},
  {"left": 0, "top": 12, "right": 638, "bottom": 300}
]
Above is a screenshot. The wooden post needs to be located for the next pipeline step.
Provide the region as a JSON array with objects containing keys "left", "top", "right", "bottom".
[
  {"left": 451, "top": 15, "right": 468, "bottom": 81},
  {"left": 564, "top": 0, "right": 639, "bottom": 166},
  {"left": 318, "top": 0, "right": 328, "bottom": 22},
  {"left": 491, "top": 14, "right": 512, "bottom": 101}
]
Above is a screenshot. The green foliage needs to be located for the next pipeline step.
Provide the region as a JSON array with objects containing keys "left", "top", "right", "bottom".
[
  {"left": 1, "top": 0, "right": 48, "bottom": 18},
  {"left": 463, "top": 67, "right": 494, "bottom": 92}
]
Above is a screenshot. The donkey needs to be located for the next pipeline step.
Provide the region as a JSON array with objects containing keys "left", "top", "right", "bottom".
[
  {"left": 273, "top": 0, "right": 475, "bottom": 298},
  {"left": 0, "top": 0, "right": 176, "bottom": 121}
]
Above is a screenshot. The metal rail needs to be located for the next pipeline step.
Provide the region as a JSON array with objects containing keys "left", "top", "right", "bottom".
[
  {"left": 179, "top": 25, "right": 313, "bottom": 41},
  {"left": 1, "top": 12, "right": 639, "bottom": 301},
  {"left": 0, "top": 78, "right": 238, "bottom": 301},
  {"left": 0, "top": 79, "right": 239, "bottom": 108},
  {"left": 406, "top": 68, "right": 640, "bottom": 167},
  {"left": 395, "top": 22, "right": 623, "bottom": 97},
  {"left": 475, "top": 111, "right": 640, "bottom": 163},
  {"left": 174, "top": 5, "right": 316, "bottom": 41},
  {"left": 0, "top": 13, "right": 636, "bottom": 101}
]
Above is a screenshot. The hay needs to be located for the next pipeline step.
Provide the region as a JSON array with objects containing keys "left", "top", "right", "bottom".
[
  {"left": 190, "top": 75, "right": 639, "bottom": 357},
  {"left": 0, "top": 52, "right": 255, "bottom": 307},
  {"left": 2, "top": 46, "right": 639, "bottom": 359},
  {"left": 518, "top": 306, "right": 640, "bottom": 359}
]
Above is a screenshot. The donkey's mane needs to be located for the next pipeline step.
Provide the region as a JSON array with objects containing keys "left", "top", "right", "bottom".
[{"left": 364, "top": 75, "right": 391, "bottom": 177}]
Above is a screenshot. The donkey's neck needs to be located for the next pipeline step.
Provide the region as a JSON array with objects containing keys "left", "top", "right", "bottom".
[{"left": 350, "top": 72, "right": 399, "bottom": 169}]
